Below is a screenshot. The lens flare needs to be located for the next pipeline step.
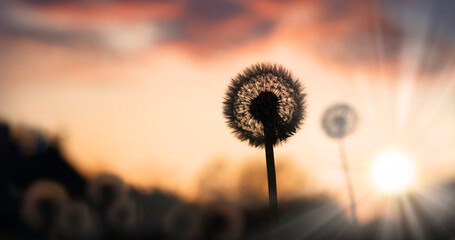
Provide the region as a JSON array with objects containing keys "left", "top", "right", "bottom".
[{"left": 371, "top": 149, "right": 416, "bottom": 194}]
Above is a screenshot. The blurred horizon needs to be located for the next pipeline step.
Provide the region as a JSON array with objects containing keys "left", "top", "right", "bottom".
[{"left": 1, "top": 0, "right": 455, "bottom": 224}]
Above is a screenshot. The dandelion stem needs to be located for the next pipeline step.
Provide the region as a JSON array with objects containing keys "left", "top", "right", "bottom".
[
  {"left": 338, "top": 140, "right": 358, "bottom": 227},
  {"left": 265, "top": 138, "right": 279, "bottom": 238}
]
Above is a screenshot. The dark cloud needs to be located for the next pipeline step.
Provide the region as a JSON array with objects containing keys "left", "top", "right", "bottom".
[
  {"left": 419, "top": 40, "right": 455, "bottom": 75},
  {"left": 2, "top": 0, "right": 455, "bottom": 74},
  {"left": 158, "top": 0, "right": 277, "bottom": 51},
  {"left": 382, "top": 0, "right": 455, "bottom": 75},
  {"left": 185, "top": 0, "right": 246, "bottom": 22},
  {"left": 20, "top": 0, "right": 72, "bottom": 4},
  {"left": 385, "top": 0, "right": 455, "bottom": 41},
  {"left": 0, "top": 1, "right": 93, "bottom": 45},
  {"left": 315, "top": 16, "right": 403, "bottom": 67},
  {"left": 1, "top": 0, "right": 275, "bottom": 50}
]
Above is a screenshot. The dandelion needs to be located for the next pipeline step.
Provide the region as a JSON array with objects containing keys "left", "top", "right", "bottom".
[
  {"left": 200, "top": 202, "right": 244, "bottom": 240},
  {"left": 21, "top": 180, "right": 69, "bottom": 232},
  {"left": 321, "top": 103, "right": 359, "bottom": 226},
  {"left": 223, "top": 63, "right": 306, "bottom": 232},
  {"left": 106, "top": 197, "right": 138, "bottom": 234},
  {"left": 163, "top": 203, "right": 203, "bottom": 240},
  {"left": 86, "top": 173, "right": 128, "bottom": 210},
  {"left": 322, "top": 103, "right": 357, "bottom": 139},
  {"left": 223, "top": 63, "right": 305, "bottom": 148},
  {"left": 50, "top": 201, "right": 98, "bottom": 240}
]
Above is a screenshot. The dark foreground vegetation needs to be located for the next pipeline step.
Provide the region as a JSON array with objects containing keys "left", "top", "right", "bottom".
[{"left": 1, "top": 121, "right": 454, "bottom": 240}]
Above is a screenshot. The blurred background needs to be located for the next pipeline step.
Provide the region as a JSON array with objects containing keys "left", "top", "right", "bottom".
[{"left": 1, "top": 0, "right": 455, "bottom": 239}]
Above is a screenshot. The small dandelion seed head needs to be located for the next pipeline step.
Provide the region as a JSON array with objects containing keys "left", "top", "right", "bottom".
[
  {"left": 200, "top": 202, "right": 244, "bottom": 240},
  {"left": 223, "top": 63, "right": 306, "bottom": 148},
  {"left": 321, "top": 103, "right": 358, "bottom": 139},
  {"left": 51, "top": 201, "right": 98, "bottom": 240},
  {"left": 21, "top": 180, "right": 69, "bottom": 231},
  {"left": 163, "top": 203, "right": 203, "bottom": 240},
  {"left": 106, "top": 197, "right": 138, "bottom": 232},
  {"left": 87, "top": 173, "right": 128, "bottom": 209}
]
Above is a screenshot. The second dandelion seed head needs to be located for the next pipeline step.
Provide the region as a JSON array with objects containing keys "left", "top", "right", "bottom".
[{"left": 322, "top": 103, "right": 358, "bottom": 139}]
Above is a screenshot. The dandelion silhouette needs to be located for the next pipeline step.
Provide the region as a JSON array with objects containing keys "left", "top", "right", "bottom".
[
  {"left": 200, "top": 202, "right": 244, "bottom": 240},
  {"left": 321, "top": 103, "right": 359, "bottom": 226},
  {"left": 163, "top": 203, "right": 203, "bottom": 240},
  {"left": 51, "top": 201, "right": 98, "bottom": 240},
  {"left": 106, "top": 197, "right": 138, "bottom": 234},
  {"left": 21, "top": 180, "right": 69, "bottom": 232},
  {"left": 223, "top": 63, "right": 306, "bottom": 234},
  {"left": 87, "top": 173, "right": 128, "bottom": 211},
  {"left": 322, "top": 104, "right": 357, "bottom": 139}
]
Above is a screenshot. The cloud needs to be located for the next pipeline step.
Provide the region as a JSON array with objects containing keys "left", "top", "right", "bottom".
[
  {"left": 160, "top": 0, "right": 407, "bottom": 65},
  {"left": 0, "top": 1, "right": 91, "bottom": 45},
  {"left": 0, "top": 1, "right": 178, "bottom": 52},
  {"left": 383, "top": 0, "right": 455, "bottom": 75},
  {"left": 2, "top": 0, "right": 455, "bottom": 73}
]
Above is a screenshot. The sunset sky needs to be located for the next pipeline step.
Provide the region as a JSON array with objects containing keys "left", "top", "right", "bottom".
[{"left": 1, "top": 0, "right": 455, "bottom": 222}]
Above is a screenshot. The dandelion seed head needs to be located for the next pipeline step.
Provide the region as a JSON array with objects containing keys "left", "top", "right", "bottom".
[
  {"left": 223, "top": 63, "right": 306, "bottom": 147},
  {"left": 200, "top": 203, "right": 244, "bottom": 240},
  {"left": 51, "top": 201, "right": 98, "bottom": 240},
  {"left": 21, "top": 180, "right": 69, "bottom": 231},
  {"left": 321, "top": 103, "right": 358, "bottom": 139},
  {"left": 163, "top": 203, "right": 203, "bottom": 240},
  {"left": 87, "top": 173, "right": 128, "bottom": 209},
  {"left": 106, "top": 197, "right": 138, "bottom": 233}
]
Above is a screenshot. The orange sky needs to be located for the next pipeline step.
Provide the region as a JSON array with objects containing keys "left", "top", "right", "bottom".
[{"left": 1, "top": 0, "right": 455, "bottom": 223}]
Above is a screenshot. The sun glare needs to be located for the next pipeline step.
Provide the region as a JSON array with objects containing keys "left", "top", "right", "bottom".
[{"left": 371, "top": 149, "right": 416, "bottom": 194}]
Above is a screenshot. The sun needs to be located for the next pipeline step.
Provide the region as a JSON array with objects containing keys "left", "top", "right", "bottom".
[{"left": 370, "top": 149, "right": 416, "bottom": 194}]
